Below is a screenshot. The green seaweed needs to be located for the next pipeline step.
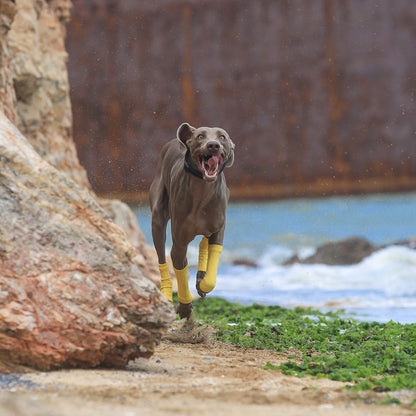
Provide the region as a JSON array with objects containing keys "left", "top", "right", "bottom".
[{"left": 190, "top": 297, "right": 416, "bottom": 393}]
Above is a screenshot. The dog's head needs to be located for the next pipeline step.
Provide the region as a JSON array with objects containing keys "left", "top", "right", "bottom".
[{"left": 177, "top": 122, "right": 235, "bottom": 182}]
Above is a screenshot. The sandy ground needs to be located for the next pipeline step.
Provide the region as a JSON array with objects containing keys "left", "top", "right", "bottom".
[{"left": 1, "top": 323, "right": 415, "bottom": 416}]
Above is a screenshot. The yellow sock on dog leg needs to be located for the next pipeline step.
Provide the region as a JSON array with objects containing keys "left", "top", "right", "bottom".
[
  {"left": 158, "top": 263, "right": 173, "bottom": 302},
  {"left": 174, "top": 264, "right": 193, "bottom": 304},
  {"left": 198, "top": 236, "right": 209, "bottom": 273},
  {"left": 199, "top": 244, "right": 223, "bottom": 293}
]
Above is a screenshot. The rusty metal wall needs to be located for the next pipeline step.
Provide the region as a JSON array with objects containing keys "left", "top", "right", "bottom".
[{"left": 67, "top": 0, "right": 416, "bottom": 200}]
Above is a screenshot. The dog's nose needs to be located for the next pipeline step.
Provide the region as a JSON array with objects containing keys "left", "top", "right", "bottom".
[{"left": 207, "top": 141, "right": 220, "bottom": 154}]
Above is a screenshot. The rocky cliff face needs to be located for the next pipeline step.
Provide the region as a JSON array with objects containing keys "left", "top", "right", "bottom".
[
  {"left": 0, "top": 0, "right": 173, "bottom": 372},
  {"left": 4, "top": 0, "right": 89, "bottom": 188},
  {"left": 0, "top": 0, "right": 17, "bottom": 124}
]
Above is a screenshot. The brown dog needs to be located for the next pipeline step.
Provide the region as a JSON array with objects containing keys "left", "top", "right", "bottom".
[{"left": 150, "top": 122, "right": 235, "bottom": 319}]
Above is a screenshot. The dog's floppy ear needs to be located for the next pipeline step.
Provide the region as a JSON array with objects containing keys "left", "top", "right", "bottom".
[
  {"left": 226, "top": 139, "right": 235, "bottom": 168},
  {"left": 177, "top": 122, "right": 195, "bottom": 146}
]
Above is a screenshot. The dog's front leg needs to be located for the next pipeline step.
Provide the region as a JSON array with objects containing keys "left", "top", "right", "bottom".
[
  {"left": 196, "top": 236, "right": 209, "bottom": 298},
  {"left": 196, "top": 230, "right": 224, "bottom": 297},
  {"left": 171, "top": 242, "right": 193, "bottom": 319}
]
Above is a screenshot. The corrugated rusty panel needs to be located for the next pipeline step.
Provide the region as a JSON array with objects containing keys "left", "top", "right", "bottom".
[{"left": 67, "top": 0, "right": 416, "bottom": 200}]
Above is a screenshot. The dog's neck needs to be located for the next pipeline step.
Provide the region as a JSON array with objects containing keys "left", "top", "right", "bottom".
[{"left": 184, "top": 148, "right": 204, "bottom": 179}]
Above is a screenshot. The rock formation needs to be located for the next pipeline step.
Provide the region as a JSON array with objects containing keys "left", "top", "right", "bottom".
[
  {"left": 0, "top": 110, "right": 174, "bottom": 372},
  {"left": 5, "top": 0, "right": 88, "bottom": 188},
  {"left": 0, "top": 0, "right": 174, "bottom": 372},
  {"left": 0, "top": 0, "right": 17, "bottom": 124},
  {"left": 285, "top": 237, "right": 376, "bottom": 266},
  {"left": 99, "top": 198, "right": 160, "bottom": 286}
]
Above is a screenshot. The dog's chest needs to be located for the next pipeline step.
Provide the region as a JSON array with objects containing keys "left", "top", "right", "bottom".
[
  {"left": 196, "top": 194, "right": 225, "bottom": 222},
  {"left": 173, "top": 192, "right": 226, "bottom": 237}
]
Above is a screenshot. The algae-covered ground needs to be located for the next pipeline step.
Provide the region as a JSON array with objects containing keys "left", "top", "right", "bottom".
[{"left": 192, "top": 297, "right": 416, "bottom": 401}]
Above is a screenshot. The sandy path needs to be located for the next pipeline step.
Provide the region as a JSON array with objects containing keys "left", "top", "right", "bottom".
[{"left": 0, "top": 334, "right": 415, "bottom": 416}]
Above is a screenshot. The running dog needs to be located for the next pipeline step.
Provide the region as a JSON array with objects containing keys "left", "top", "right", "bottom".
[{"left": 150, "top": 122, "right": 235, "bottom": 319}]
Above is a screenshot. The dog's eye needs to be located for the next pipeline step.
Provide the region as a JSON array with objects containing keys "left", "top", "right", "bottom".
[
  {"left": 197, "top": 134, "right": 204, "bottom": 140},
  {"left": 219, "top": 135, "right": 226, "bottom": 140}
]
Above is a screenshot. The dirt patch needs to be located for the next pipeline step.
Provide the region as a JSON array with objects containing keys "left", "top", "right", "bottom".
[
  {"left": 0, "top": 324, "right": 415, "bottom": 416},
  {"left": 162, "top": 317, "right": 214, "bottom": 344}
]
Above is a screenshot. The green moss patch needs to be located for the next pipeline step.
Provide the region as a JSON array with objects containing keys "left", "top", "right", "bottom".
[{"left": 191, "top": 297, "right": 416, "bottom": 393}]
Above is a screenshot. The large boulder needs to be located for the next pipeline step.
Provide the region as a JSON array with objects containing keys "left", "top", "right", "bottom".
[
  {"left": 0, "top": 112, "right": 175, "bottom": 372},
  {"left": 285, "top": 237, "right": 376, "bottom": 265}
]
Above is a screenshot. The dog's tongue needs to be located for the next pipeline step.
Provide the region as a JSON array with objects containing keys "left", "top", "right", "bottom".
[{"left": 207, "top": 155, "right": 219, "bottom": 174}]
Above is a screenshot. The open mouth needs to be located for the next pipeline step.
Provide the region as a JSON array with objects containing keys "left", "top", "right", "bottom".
[{"left": 198, "top": 154, "right": 224, "bottom": 181}]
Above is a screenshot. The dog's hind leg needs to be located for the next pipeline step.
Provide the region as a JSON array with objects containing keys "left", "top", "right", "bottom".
[
  {"left": 171, "top": 241, "right": 193, "bottom": 319},
  {"left": 150, "top": 185, "right": 172, "bottom": 301},
  {"left": 158, "top": 263, "right": 172, "bottom": 302}
]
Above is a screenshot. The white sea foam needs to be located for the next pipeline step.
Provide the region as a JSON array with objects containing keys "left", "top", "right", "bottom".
[
  {"left": 257, "top": 245, "right": 294, "bottom": 267},
  {"left": 208, "top": 245, "right": 416, "bottom": 323}
]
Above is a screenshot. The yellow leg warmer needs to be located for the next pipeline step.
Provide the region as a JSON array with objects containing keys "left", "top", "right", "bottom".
[
  {"left": 199, "top": 244, "right": 223, "bottom": 293},
  {"left": 198, "top": 236, "right": 209, "bottom": 272},
  {"left": 158, "top": 263, "right": 173, "bottom": 302},
  {"left": 174, "top": 264, "right": 193, "bottom": 304}
]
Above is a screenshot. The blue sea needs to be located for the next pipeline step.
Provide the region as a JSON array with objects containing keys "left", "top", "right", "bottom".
[{"left": 133, "top": 193, "right": 416, "bottom": 324}]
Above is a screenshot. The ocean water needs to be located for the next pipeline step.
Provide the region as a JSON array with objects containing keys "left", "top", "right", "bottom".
[{"left": 133, "top": 193, "right": 416, "bottom": 323}]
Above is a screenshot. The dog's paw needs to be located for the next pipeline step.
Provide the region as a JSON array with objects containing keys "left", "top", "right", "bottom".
[
  {"left": 176, "top": 302, "right": 193, "bottom": 320},
  {"left": 196, "top": 271, "right": 207, "bottom": 299}
]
